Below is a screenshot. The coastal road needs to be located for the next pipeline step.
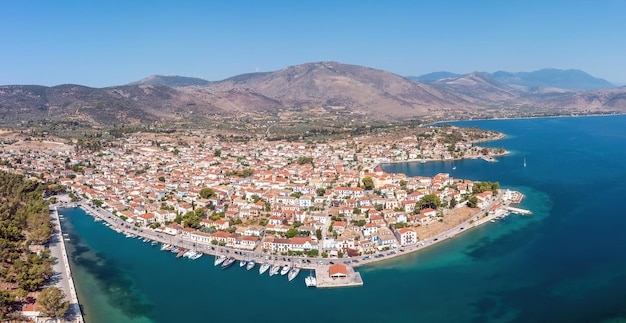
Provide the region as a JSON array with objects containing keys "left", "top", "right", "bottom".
[{"left": 49, "top": 207, "right": 84, "bottom": 323}]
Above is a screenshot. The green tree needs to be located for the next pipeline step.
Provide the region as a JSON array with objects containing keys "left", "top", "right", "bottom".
[
  {"left": 467, "top": 195, "right": 478, "bottom": 208},
  {"left": 199, "top": 187, "right": 216, "bottom": 199},
  {"left": 315, "top": 229, "right": 322, "bottom": 240},
  {"left": 418, "top": 194, "right": 441, "bottom": 210},
  {"left": 362, "top": 177, "right": 375, "bottom": 190},
  {"left": 37, "top": 286, "right": 69, "bottom": 319},
  {"left": 316, "top": 188, "right": 326, "bottom": 197},
  {"left": 158, "top": 176, "right": 165, "bottom": 182},
  {"left": 285, "top": 228, "right": 299, "bottom": 238},
  {"left": 182, "top": 211, "right": 201, "bottom": 228}
]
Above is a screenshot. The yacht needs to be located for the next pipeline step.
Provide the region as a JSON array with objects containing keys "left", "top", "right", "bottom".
[
  {"left": 182, "top": 250, "right": 195, "bottom": 258},
  {"left": 160, "top": 243, "right": 170, "bottom": 251},
  {"left": 221, "top": 257, "right": 237, "bottom": 269},
  {"left": 269, "top": 264, "right": 281, "bottom": 276},
  {"left": 189, "top": 252, "right": 203, "bottom": 260},
  {"left": 259, "top": 262, "right": 270, "bottom": 275},
  {"left": 280, "top": 264, "right": 291, "bottom": 276},
  {"left": 288, "top": 267, "right": 300, "bottom": 281},
  {"left": 151, "top": 241, "right": 159, "bottom": 247},
  {"left": 239, "top": 259, "right": 247, "bottom": 268},
  {"left": 214, "top": 255, "right": 227, "bottom": 266},
  {"left": 305, "top": 272, "right": 317, "bottom": 288},
  {"left": 246, "top": 260, "right": 255, "bottom": 271}
]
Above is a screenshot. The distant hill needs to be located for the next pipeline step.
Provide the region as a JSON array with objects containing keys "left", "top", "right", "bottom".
[
  {"left": 1, "top": 62, "right": 625, "bottom": 130},
  {"left": 128, "top": 75, "right": 210, "bottom": 87},
  {"left": 414, "top": 68, "right": 615, "bottom": 90},
  {"left": 408, "top": 72, "right": 462, "bottom": 83}
]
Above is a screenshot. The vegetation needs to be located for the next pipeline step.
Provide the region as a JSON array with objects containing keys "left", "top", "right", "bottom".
[
  {"left": 0, "top": 171, "right": 56, "bottom": 320},
  {"left": 417, "top": 194, "right": 441, "bottom": 210},
  {"left": 361, "top": 177, "right": 374, "bottom": 190},
  {"left": 37, "top": 286, "right": 69, "bottom": 319},
  {"left": 473, "top": 181, "right": 500, "bottom": 194}
]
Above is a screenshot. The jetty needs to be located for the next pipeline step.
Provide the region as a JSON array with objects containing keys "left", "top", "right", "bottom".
[
  {"left": 503, "top": 206, "right": 532, "bottom": 215},
  {"left": 314, "top": 265, "right": 363, "bottom": 288}
]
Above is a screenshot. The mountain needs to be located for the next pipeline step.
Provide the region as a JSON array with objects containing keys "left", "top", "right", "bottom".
[
  {"left": 1, "top": 62, "right": 625, "bottom": 130},
  {"left": 415, "top": 68, "right": 615, "bottom": 90},
  {"left": 128, "top": 75, "right": 210, "bottom": 87},
  {"left": 200, "top": 61, "right": 467, "bottom": 118},
  {"left": 408, "top": 72, "right": 462, "bottom": 83}
]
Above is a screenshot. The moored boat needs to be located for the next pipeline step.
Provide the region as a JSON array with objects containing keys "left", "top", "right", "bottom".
[
  {"left": 239, "top": 259, "right": 247, "bottom": 268},
  {"left": 214, "top": 255, "right": 227, "bottom": 266},
  {"left": 259, "top": 262, "right": 270, "bottom": 275},
  {"left": 246, "top": 260, "right": 255, "bottom": 271},
  {"left": 305, "top": 272, "right": 317, "bottom": 287},
  {"left": 182, "top": 250, "right": 195, "bottom": 258},
  {"left": 269, "top": 264, "right": 281, "bottom": 276},
  {"left": 288, "top": 267, "right": 300, "bottom": 281},
  {"left": 280, "top": 264, "right": 291, "bottom": 276},
  {"left": 189, "top": 252, "right": 203, "bottom": 260},
  {"left": 221, "top": 257, "right": 237, "bottom": 269},
  {"left": 151, "top": 241, "right": 159, "bottom": 247}
]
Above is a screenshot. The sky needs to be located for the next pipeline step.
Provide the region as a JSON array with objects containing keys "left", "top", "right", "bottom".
[{"left": 1, "top": 1, "right": 625, "bottom": 87}]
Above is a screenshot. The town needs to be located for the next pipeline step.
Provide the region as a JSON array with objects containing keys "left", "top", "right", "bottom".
[{"left": 1, "top": 125, "right": 525, "bottom": 288}]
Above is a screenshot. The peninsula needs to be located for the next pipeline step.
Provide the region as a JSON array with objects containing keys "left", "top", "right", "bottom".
[{"left": 1, "top": 124, "right": 527, "bottom": 292}]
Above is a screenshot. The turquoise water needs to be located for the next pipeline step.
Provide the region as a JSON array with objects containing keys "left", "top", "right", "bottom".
[{"left": 60, "top": 115, "right": 626, "bottom": 322}]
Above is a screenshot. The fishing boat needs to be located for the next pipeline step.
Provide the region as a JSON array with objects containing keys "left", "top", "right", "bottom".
[
  {"left": 259, "top": 262, "right": 270, "bottom": 275},
  {"left": 214, "top": 255, "right": 227, "bottom": 266},
  {"left": 246, "top": 260, "right": 255, "bottom": 271},
  {"left": 288, "top": 267, "right": 300, "bottom": 281},
  {"left": 280, "top": 264, "right": 291, "bottom": 276},
  {"left": 221, "top": 257, "right": 236, "bottom": 269},
  {"left": 269, "top": 264, "right": 281, "bottom": 276},
  {"left": 305, "top": 271, "right": 317, "bottom": 288},
  {"left": 239, "top": 259, "right": 247, "bottom": 268}
]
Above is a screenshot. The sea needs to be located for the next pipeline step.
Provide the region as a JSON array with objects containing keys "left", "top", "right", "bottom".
[{"left": 58, "top": 115, "right": 626, "bottom": 323}]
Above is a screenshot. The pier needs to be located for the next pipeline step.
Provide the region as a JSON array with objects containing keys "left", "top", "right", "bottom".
[
  {"left": 503, "top": 206, "right": 532, "bottom": 215},
  {"left": 314, "top": 266, "right": 363, "bottom": 288}
]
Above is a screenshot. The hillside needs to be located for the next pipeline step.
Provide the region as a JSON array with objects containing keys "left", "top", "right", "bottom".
[
  {"left": 0, "top": 62, "right": 625, "bottom": 133},
  {"left": 128, "top": 75, "right": 210, "bottom": 87}
]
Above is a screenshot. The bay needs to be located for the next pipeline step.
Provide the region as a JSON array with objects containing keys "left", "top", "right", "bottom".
[{"left": 60, "top": 115, "right": 626, "bottom": 322}]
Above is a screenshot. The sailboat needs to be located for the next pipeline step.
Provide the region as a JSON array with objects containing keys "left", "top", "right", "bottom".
[{"left": 524, "top": 157, "right": 527, "bottom": 168}]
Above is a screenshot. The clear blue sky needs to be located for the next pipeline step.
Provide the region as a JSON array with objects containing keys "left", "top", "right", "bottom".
[{"left": 2, "top": 1, "right": 625, "bottom": 87}]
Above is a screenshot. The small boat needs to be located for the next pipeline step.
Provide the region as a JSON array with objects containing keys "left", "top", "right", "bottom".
[
  {"left": 280, "top": 264, "right": 291, "bottom": 276},
  {"left": 305, "top": 272, "right": 317, "bottom": 288},
  {"left": 170, "top": 246, "right": 179, "bottom": 253},
  {"left": 269, "top": 264, "right": 281, "bottom": 276},
  {"left": 214, "top": 255, "right": 227, "bottom": 266},
  {"left": 176, "top": 249, "right": 186, "bottom": 258},
  {"left": 259, "top": 262, "right": 270, "bottom": 275},
  {"left": 222, "top": 257, "right": 236, "bottom": 269},
  {"left": 288, "top": 267, "right": 300, "bottom": 281},
  {"left": 239, "top": 260, "right": 247, "bottom": 268},
  {"left": 189, "top": 252, "right": 203, "bottom": 260},
  {"left": 124, "top": 233, "right": 136, "bottom": 238},
  {"left": 182, "top": 250, "right": 195, "bottom": 258},
  {"left": 246, "top": 260, "right": 255, "bottom": 271},
  {"left": 142, "top": 238, "right": 150, "bottom": 243},
  {"left": 161, "top": 243, "right": 172, "bottom": 251},
  {"left": 151, "top": 241, "right": 158, "bottom": 247},
  {"left": 94, "top": 217, "right": 102, "bottom": 222}
]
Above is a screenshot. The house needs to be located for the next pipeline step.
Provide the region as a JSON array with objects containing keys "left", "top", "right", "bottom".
[
  {"left": 329, "top": 264, "right": 348, "bottom": 278},
  {"left": 394, "top": 227, "right": 417, "bottom": 246},
  {"left": 332, "top": 221, "right": 347, "bottom": 234},
  {"left": 362, "top": 222, "right": 378, "bottom": 237},
  {"left": 137, "top": 212, "right": 156, "bottom": 226}
]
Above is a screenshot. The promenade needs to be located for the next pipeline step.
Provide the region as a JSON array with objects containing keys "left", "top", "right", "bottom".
[{"left": 49, "top": 206, "right": 84, "bottom": 323}]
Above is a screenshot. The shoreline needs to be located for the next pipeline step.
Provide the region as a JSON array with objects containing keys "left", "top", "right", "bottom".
[
  {"left": 430, "top": 111, "right": 626, "bottom": 126},
  {"left": 56, "top": 191, "right": 527, "bottom": 288},
  {"left": 49, "top": 205, "right": 85, "bottom": 323}
]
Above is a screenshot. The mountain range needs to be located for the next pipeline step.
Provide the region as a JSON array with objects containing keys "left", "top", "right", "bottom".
[{"left": 0, "top": 62, "right": 624, "bottom": 130}]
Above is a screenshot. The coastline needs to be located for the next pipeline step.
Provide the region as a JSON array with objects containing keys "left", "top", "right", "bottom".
[
  {"left": 59, "top": 191, "right": 527, "bottom": 288},
  {"left": 430, "top": 111, "right": 626, "bottom": 126},
  {"left": 49, "top": 205, "right": 85, "bottom": 323}
]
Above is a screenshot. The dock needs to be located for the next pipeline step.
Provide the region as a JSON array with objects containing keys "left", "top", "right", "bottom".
[
  {"left": 314, "top": 265, "right": 363, "bottom": 288},
  {"left": 503, "top": 206, "right": 532, "bottom": 215}
]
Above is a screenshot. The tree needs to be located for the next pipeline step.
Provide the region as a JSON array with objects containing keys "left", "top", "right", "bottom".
[
  {"left": 158, "top": 176, "right": 165, "bottom": 182},
  {"left": 182, "top": 211, "right": 201, "bottom": 228},
  {"left": 316, "top": 188, "right": 326, "bottom": 197},
  {"left": 285, "top": 228, "right": 299, "bottom": 238},
  {"left": 37, "top": 286, "right": 69, "bottom": 319},
  {"left": 199, "top": 187, "right": 216, "bottom": 199},
  {"left": 467, "top": 195, "right": 478, "bottom": 208},
  {"left": 418, "top": 194, "right": 441, "bottom": 210},
  {"left": 315, "top": 229, "right": 322, "bottom": 240},
  {"left": 362, "top": 177, "right": 374, "bottom": 190}
]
